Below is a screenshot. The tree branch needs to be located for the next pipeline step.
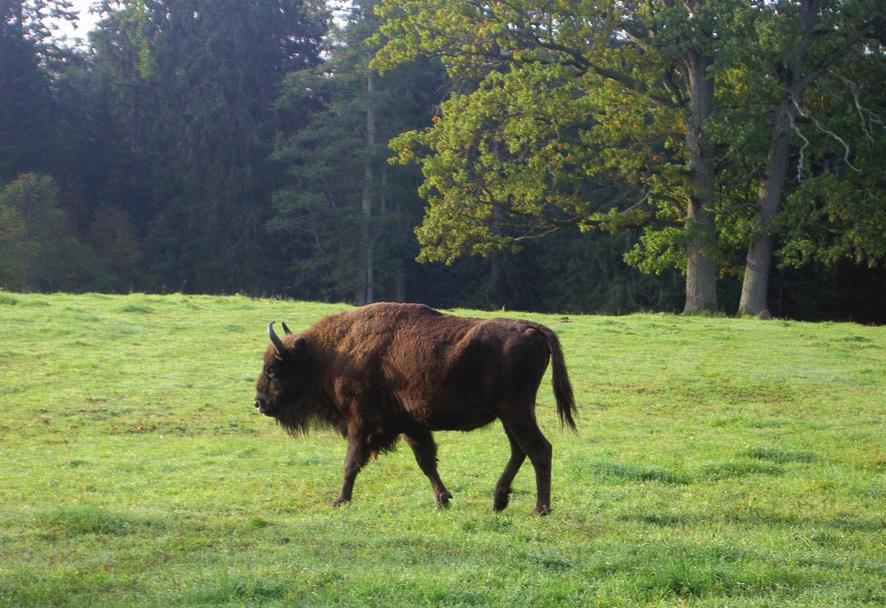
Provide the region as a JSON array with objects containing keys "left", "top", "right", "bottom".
[
  {"left": 789, "top": 114, "right": 811, "bottom": 182},
  {"left": 791, "top": 98, "right": 861, "bottom": 174},
  {"left": 831, "top": 70, "right": 883, "bottom": 143}
]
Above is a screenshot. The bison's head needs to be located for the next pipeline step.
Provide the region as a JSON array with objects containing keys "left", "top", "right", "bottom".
[{"left": 254, "top": 321, "right": 308, "bottom": 418}]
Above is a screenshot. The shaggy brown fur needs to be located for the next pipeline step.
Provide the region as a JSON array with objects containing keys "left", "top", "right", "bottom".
[{"left": 254, "top": 302, "right": 577, "bottom": 514}]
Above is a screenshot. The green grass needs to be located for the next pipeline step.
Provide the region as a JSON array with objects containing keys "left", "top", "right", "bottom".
[{"left": 1, "top": 291, "right": 883, "bottom": 607}]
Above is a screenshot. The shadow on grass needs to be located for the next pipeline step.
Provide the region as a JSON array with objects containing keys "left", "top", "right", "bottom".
[
  {"left": 699, "top": 461, "right": 784, "bottom": 480},
  {"left": 636, "top": 559, "right": 807, "bottom": 602},
  {"left": 36, "top": 505, "right": 165, "bottom": 538},
  {"left": 119, "top": 304, "right": 153, "bottom": 314},
  {"left": 742, "top": 446, "right": 819, "bottom": 464},
  {"left": 0, "top": 568, "right": 130, "bottom": 607},
  {"left": 584, "top": 541, "right": 810, "bottom": 602},
  {"left": 588, "top": 462, "right": 691, "bottom": 484},
  {"left": 619, "top": 508, "right": 883, "bottom": 533},
  {"left": 618, "top": 513, "right": 691, "bottom": 527},
  {"left": 182, "top": 574, "right": 290, "bottom": 605},
  {"left": 587, "top": 458, "right": 785, "bottom": 485},
  {"left": 525, "top": 551, "right": 576, "bottom": 571},
  {"left": 725, "top": 510, "right": 885, "bottom": 532}
]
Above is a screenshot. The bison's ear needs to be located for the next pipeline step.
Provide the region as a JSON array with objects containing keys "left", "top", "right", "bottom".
[
  {"left": 288, "top": 336, "right": 307, "bottom": 360},
  {"left": 277, "top": 337, "right": 307, "bottom": 364}
]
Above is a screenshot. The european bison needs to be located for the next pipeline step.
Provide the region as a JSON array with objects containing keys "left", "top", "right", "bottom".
[{"left": 254, "top": 302, "right": 576, "bottom": 514}]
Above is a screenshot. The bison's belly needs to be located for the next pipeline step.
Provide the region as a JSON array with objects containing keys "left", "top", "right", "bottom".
[{"left": 422, "top": 399, "right": 498, "bottom": 432}]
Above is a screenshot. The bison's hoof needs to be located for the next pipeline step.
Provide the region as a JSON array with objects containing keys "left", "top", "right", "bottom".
[
  {"left": 436, "top": 491, "right": 453, "bottom": 507},
  {"left": 532, "top": 504, "right": 552, "bottom": 516},
  {"left": 332, "top": 497, "right": 350, "bottom": 508},
  {"left": 493, "top": 488, "right": 511, "bottom": 512}
]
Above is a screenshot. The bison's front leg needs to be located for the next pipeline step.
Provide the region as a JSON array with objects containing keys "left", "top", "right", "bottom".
[
  {"left": 333, "top": 436, "right": 370, "bottom": 507},
  {"left": 404, "top": 429, "right": 453, "bottom": 507}
]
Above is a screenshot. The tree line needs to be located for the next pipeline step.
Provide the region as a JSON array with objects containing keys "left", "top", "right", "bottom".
[{"left": 1, "top": 0, "right": 884, "bottom": 321}]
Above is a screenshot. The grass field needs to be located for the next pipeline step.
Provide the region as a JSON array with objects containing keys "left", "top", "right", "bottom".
[{"left": 0, "top": 291, "right": 883, "bottom": 607}]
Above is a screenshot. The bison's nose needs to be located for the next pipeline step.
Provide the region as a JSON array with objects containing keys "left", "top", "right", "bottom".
[{"left": 255, "top": 396, "right": 266, "bottom": 413}]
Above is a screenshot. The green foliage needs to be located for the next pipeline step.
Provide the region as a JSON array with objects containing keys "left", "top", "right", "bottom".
[
  {"left": 1, "top": 292, "right": 884, "bottom": 605},
  {"left": 776, "top": 57, "right": 886, "bottom": 269},
  {"left": 270, "top": 64, "right": 367, "bottom": 301},
  {"left": 87, "top": 207, "right": 143, "bottom": 290},
  {"left": 0, "top": 174, "right": 109, "bottom": 291},
  {"left": 1, "top": 0, "right": 882, "bottom": 320},
  {"left": 0, "top": 19, "right": 57, "bottom": 181},
  {"left": 95, "top": 0, "right": 155, "bottom": 79},
  {"left": 391, "top": 63, "right": 650, "bottom": 264},
  {"left": 624, "top": 226, "right": 689, "bottom": 275},
  {"left": 1, "top": 0, "right": 77, "bottom": 69},
  {"left": 375, "top": 1, "right": 758, "bottom": 281},
  {"left": 0, "top": 203, "right": 27, "bottom": 286},
  {"left": 375, "top": 0, "right": 885, "bottom": 310},
  {"left": 271, "top": 0, "right": 447, "bottom": 301},
  {"left": 81, "top": 0, "right": 330, "bottom": 293},
  {"left": 709, "top": 0, "right": 886, "bottom": 276}
]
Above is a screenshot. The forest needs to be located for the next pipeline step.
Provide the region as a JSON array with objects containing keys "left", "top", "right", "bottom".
[{"left": 1, "top": 0, "right": 884, "bottom": 321}]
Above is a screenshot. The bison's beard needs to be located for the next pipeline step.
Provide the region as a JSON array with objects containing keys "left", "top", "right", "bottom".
[{"left": 272, "top": 397, "right": 342, "bottom": 438}]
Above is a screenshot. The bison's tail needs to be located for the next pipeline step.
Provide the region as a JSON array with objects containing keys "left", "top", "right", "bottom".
[{"left": 531, "top": 323, "right": 577, "bottom": 431}]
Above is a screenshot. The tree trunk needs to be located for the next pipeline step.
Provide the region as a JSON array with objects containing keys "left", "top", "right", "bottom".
[
  {"left": 738, "top": 97, "right": 794, "bottom": 315},
  {"left": 738, "top": 0, "right": 818, "bottom": 315},
  {"left": 356, "top": 71, "right": 375, "bottom": 305},
  {"left": 683, "top": 50, "right": 718, "bottom": 313},
  {"left": 381, "top": 163, "right": 407, "bottom": 302}
]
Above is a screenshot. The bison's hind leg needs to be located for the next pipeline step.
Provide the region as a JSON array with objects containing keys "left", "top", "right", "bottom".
[
  {"left": 500, "top": 410, "right": 553, "bottom": 515},
  {"left": 493, "top": 427, "right": 526, "bottom": 512},
  {"left": 404, "top": 429, "right": 453, "bottom": 507}
]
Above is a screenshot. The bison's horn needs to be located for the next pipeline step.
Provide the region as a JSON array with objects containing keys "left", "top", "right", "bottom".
[
  {"left": 281, "top": 321, "right": 292, "bottom": 335},
  {"left": 268, "top": 321, "right": 286, "bottom": 356}
]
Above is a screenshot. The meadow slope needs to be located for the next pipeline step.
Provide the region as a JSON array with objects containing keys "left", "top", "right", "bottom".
[{"left": 0, "top": 292, "right": 883, "bottom": 607}]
